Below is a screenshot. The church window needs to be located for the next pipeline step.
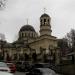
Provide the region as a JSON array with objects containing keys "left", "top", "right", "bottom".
[
  {"left": 44, "top": 19, "right": 46, "bottom": 22},
  {"left": 40, "top": 19, "right": 42, "bottom": 25},
  {"left": 32, "top": 33, "right": 34, "bottom": 38},
  {"left": 30, "top": 33, "right": 31, "bottom": 37},
  {"left": 28, "top": 33, "right": 30, "bottom": 37},
  {"left": 44, "top": 19, "right": 46, "bottom": 25},
  {"left": 27, "top": 33, "right": 28, "bottom": 37},
  {"left": 20, "top": 33, "right": 21, "bottom": 37},
  {"left": 41, "top": 19, "right": 42, "bottom": 22},
  {"left": 25, "top": 33, "right": 26, "bottom": 37},
  {"left": 48, "top": 19, "right": 49, "bottom": 21},
  {"left": 23, "top": 34, "right": 25, "bottom": 37},
  {"left": 22, "top": 32, "right": 24, "bottom": 37},
  {"left": 22, "top": 33, "right": 24, "bottom": 37},
  {"left": 48, "top": 19, "right": 49, "bottom": 23},
  {"left": 21, "top": 33, "right": 22, "bottom": 37}
]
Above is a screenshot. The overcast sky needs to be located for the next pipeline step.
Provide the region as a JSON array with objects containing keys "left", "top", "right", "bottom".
[{"left": 0, "top": 0, "right": 75, "bottom": 42}]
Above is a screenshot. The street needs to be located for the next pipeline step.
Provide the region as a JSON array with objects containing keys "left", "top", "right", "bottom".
[
  {"left": 14, "top": 71, "right": 62, "bottom": 75},
  {"left": 14, "top": 71, "right": 25, "bottom": 75}
]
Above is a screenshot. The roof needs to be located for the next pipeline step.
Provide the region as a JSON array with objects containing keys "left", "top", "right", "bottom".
[
  {"left": 40, "top": 13, "right": 50, "bottom": 18},
  {"left": 3, "top": 43, "right": 14, "bottom": 48},
  {"left": 20, "top": 25, "right": 35, "bottom": 32}
]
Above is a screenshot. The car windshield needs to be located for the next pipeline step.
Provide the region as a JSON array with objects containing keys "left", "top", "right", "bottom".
[
  {"left": 7, "top": 63, "right": 13, "bottom": 67},
  {"left": 0, "top": 62, "right": 7, "bottom": 67}
]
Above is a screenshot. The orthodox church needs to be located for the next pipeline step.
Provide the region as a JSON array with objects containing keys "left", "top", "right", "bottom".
[{"left": 1, "top": 13, "right": 60, "bottom": 64}]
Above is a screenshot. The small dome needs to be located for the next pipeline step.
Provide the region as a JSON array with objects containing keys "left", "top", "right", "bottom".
[
  {"left": 40, "top": 13, "right": 50, "bottom": 18},
  {"left": 20, "top": 25, "right": 35, "bottom": 32}
]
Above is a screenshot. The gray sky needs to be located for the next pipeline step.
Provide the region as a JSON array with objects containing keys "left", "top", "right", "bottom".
[{"left": 0, "top": 0, "right": 75, "bottom": 42}]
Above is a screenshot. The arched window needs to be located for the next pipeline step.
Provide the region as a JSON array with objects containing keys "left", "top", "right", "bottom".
[
  {"left": 28, "top": 33, "right": 30, "bottom": 37},
  {"left": 25, "top": 33, "right": 26, "bottom": 37},
  {"left": 22, "top": 32, "right": 24, "bottom": 37},
  {"left": 40, "top": 19, "right": 42, "bottom": 26},
  {"left": 44, "top": 19, "right": 46, "bottom": 25},
  {"left": 19, "top": 33, "right": 21, "bottom": 38},
  {"left": 41, "top": 19, "right": 42, "bottom": 22},
  {"left": 32, "top": 33, "right": 34, "bottom": 38},
  {"left": 48, "top": 19, "right": 49, "bottom": 23},
  {"left": 21, "top": 33, "right": 22, "bottom": 37}
]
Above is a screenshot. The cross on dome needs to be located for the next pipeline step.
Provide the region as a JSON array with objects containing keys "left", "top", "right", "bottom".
[
  {"left": 44, "top": 8, "right": 47, "bottom": 13},
  {"left": 26, "top": 18, "right": 29, "bottom": 25}
]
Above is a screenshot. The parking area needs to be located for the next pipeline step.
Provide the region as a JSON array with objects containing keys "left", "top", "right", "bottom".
[{"left": 14, "top": 71, "right": 25, "bottom": 75}]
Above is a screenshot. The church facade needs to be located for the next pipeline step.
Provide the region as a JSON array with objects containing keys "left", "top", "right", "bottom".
[{"left": 1, "top": 13, "right": 60, "bottom": 64}]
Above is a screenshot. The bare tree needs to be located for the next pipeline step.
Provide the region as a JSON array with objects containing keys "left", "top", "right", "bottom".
[
  {"left": 0, "top": 0, "right": 6, "bottom": 10},
  {"left": 58, "top": 29, "right": 75, "bottom": 57},
  {"left": 57, "top": 38, "right": 69, "bottom": 56},
  {"left": 66, "top": 29, "right": 75, "bottom": 51}
]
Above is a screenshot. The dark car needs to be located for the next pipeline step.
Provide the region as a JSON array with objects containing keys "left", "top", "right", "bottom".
[
  {"left": 16, "top": 61, "right": 24, "bottom": 71},
  {"left": 16, "top": 61, "right": 31, "bottom": 72}
]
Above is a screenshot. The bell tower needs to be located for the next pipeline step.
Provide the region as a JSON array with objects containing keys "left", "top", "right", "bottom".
[{"left": 40, "top": 13, "right": 52, "bottom": 36}]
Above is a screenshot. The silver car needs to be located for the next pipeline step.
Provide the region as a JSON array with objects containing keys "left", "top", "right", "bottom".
[
  {"left": 0, "top": 62, "right": 10, "bottom": 73},
  {"left": 0, "top": 71, "right": 13, "bottom": 75}
]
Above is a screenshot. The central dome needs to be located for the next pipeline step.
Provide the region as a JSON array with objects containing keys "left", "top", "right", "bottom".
[
  {"left": 20, "top": 25, "right": 35, "bottom": 32},
  {"left": 19, "top": 25, "right": 38, "bottom": 40}
]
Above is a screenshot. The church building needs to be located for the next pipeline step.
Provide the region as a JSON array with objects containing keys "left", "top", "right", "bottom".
[{"left": 1, "top": 13, "right": 60, "bottom": 64}]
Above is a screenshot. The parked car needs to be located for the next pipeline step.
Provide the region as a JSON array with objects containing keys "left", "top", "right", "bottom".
[
  {"left": 26, "top": 68, "right": 57, "bottom": 75},
  {"left": 0, "top": 71, "right": 13, "bottom": 75},
  {"left": 6, "top": 63, "right": 16, "bottom": 73},
  {"left": 16, "top": 61, "right": 31, "bottom": 72},
  {"left": 31, "top": 63, "right": 60, "bottom": 73},
  {"left": 16, "top": 61, "right": 24, "bottom": 71},
  {"left": 0, "top": 62, "right": 10, "bottom": 73}
]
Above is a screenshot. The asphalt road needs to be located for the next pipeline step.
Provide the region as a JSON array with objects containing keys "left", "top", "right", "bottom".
[
  {"left": 14, "top": 71, "right": 25, "bottom": 75},
  {"left": 14, "top": 71, "right": 62, "bottom": 75}
]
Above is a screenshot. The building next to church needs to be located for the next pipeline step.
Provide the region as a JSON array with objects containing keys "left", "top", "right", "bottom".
[{"left": 0, "top": 13, "right": 60, "bottom": 64}]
